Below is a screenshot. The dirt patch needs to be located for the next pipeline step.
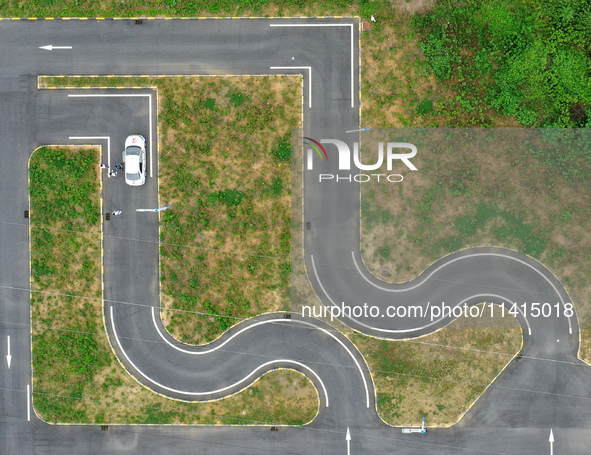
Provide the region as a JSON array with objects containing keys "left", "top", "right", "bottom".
[{"left": 390, "top": 0, "right": 435, "bottom": 14}]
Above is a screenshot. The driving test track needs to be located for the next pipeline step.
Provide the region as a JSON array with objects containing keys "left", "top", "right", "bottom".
[{"left": 2, "top": 17, "right": 591, "bottom": 454}]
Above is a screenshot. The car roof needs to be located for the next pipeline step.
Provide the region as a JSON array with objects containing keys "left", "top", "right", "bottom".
[{"left": 126, "top": 155, "right": 141, "bottom": 173}]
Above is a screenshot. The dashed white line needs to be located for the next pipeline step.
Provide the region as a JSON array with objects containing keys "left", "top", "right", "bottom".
[{"left": 26, "top": 384, "right": 30, "bottom": 422}]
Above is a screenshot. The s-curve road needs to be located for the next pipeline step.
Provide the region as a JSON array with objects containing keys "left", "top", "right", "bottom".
[{"left": 1, "top": 17, "right": 591, "bottom": 455}]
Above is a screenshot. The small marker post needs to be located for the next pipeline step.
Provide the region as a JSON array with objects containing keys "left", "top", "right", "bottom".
[{"left": 136, "top": 206, "right": 172, "bottom": 213}]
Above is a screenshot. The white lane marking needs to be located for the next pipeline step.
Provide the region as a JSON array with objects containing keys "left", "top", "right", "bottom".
[
  {"left": 39, "top": 45, "right": 72, "bottom": 51},
  {"left": 151, "top": 308, "right": 370, "bottom": 407},
  {"left": 270, "top": 23, "right": 355, "bottom": 108},
  {"left": 270, "top": 66, "right": 311, "bottom": 108},
  {"left": 346, "top": 427, "right": 351, "bottom": 455},
  {"left": 111, "top": 307, "right": 328, "bottom": 404},
  {"left": 6, "top": 335, "right": 11, "bottom": 369},
  {"left": 68, "top": 94, "right": 154, "bottom": 178},
  {"left": 350, "top": 251, "right": 573, "bottom": 334},
  {"left": 69, "top": 136, "right": 111, "bottom": 167},
  {"left": 311, "top": 255, "right": 532, "bottom": 336},
  {"left": 151, "top": 308, "right": 370, "bottom": 406},
  {"left": 27, "top": 384, "right": 30, "bottom": 421}
]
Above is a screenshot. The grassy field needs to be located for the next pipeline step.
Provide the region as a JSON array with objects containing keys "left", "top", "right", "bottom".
[
  {"left": 351, "top": 305, "right": 521, "bottom": 426},
  {"left": 0, "top": 0, "right": 356, "bottom": 18},
  {"left": 359, "top": 2, "right": 520, "bottom": 128},
  {"left": 41, "top": 75, "right": 300, "bottom": 344},
  {"left": 358, "top": 129, "right": 591, "bottom": 361},
  {"left": 157, "top": 76, "right": 299, "bottom": 344},
  {"left": 30, "top": 146, "right": 318, "bottom": 424}
]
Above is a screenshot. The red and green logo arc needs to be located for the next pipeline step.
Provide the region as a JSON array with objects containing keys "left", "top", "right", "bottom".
[{"left": 303, "top": 137, "right": 328, "bottom": 161}]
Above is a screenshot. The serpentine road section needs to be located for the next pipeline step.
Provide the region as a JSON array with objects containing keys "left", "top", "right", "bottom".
[{"left": 1, "top": 17, "right": 591, "bottom": 455}]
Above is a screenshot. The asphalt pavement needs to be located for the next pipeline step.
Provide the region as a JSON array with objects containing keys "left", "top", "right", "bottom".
[{"left": 1, "top": 18, "right": 591, "bottom": 454}]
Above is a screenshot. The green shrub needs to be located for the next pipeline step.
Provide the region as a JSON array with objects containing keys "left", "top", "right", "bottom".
[
  {"left": 269, "top": 177, "right": 283, "bottom": 196},
  {"left": 208, "top": 189, "right": 245, "bottom": 206},
  {"left": 413, "top": 0, "right": 591, "bottom": 127},
  {"left": 379, "top": 246, "right": 392, "bottom": 259},
  {"left": 455, "top": 215, "right": 478, "bottom": 236},
  {"left": 228, "top": 91, "right": 248, "bottom": 107},
  {"left": 204, "top": 98, "right": 216, "bottom": 110},
  {"left": 417, "top": 99, "right": 434, "bottom": 115},
  {"left": 272, "top": 134, "right": 292, "bottom": 162},
  {"left": 437, "top": 236, "right": 463, "bottom": 253}
]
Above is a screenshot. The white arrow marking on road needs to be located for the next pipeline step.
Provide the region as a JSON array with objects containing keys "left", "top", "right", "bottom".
[
  {"left": 6, "top": 335, "right": 11, "bottom": 369},
  {"left": 39, "top": 45, "right": 73, "bottom": 51},
  {"left": 549, "top": 429, "right": 554, "bottom": 455},
  {"left": 346, "top": 427, "right": 351, "bottom": 455}
]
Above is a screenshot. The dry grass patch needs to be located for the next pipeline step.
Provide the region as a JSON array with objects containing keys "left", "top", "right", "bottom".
[
  {"left": 351, "top": 304, "right": 521, "bottom": 426},
  {"left": 43, "top": 366, "right": 317, "bottom": 425},
  {"left": 156, "top": 76, "right": 300, "bottom": 343},
  {"left": 358, "top": 130, "right": 591, "bottom": 349}
]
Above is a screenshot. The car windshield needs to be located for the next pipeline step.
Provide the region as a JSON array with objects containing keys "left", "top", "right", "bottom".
[{"left": 125, "top": 146, "right": 142, "bottom": 156}]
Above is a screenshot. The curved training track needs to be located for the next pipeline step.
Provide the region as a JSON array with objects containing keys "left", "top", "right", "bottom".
[{"left": 1, "top": 17, "right": 591, "bottom": 455}]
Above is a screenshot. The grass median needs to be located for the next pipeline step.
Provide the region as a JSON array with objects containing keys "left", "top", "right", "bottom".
[
  {"left": 30, "top": 145, "right": 317, "bottom": 424},
  {"left": 358, "top": 129, "right": 591, "bottom": 364},
  {"left": 351, "top": 304, "right": 521, "bottom": 426}
]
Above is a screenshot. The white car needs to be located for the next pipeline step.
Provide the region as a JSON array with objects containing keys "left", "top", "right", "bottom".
[{"left": 122, "top": 135, "right": 146, "bottom": 186}]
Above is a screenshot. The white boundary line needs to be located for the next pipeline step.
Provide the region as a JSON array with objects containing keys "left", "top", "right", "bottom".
[
  {"left": 27, "top": 384, "right": 30, "bottom": 421},
  {"left": 270, "top": 23, "right": 354, "bottom": 108},
  {"left": 68, "top": 93, "right": 154, "bottom": 177},
  {"left": 152, "top": 308, "right": 369, "bottom": 408},
  {"left": 110, "top": 306, "right": 330, "bottom": 403},
  {"left": 350, "top": 251, "right": 573, "bottom": 334},
  {"left": 270, "top": 67, "right": 311, "bottom": 108},
  {"left": 69, "top": 136, "right": 110, "bottom": 167},
  {"left": 149, "top": 309, "right": 370, "bottom": 407},
  {"left": 311, "top": 255, "right": 532, "bottom": 336}
]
